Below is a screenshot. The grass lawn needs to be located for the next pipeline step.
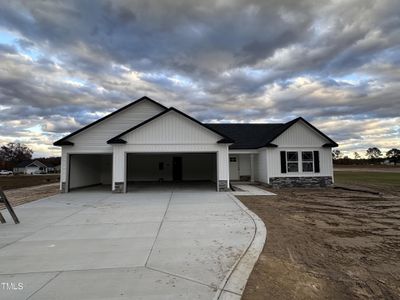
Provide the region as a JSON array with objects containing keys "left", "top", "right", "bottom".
[{"left": 334, "top": 171, "right": 400, "bottom": 192}]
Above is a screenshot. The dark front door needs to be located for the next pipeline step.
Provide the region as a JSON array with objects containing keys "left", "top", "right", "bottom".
[{"left": 172, "top": 157, "right": 182, "bottom": 181}]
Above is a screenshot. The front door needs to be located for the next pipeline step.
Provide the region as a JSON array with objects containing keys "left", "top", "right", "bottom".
[
  {"left": 172, "top": 157, "right": 182, "bottom": 181},
  {"left": 229, "top": 155, "right": 239, "bottom": 180}
]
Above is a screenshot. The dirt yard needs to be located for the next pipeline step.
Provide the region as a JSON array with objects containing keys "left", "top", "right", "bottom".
[
  {"left": 0, "top": 183, "right": 59, "bottom": 210},
  {"left": 240, "top": 171, "right": 400, "bottom": 300},
  {"left": 0, "top": 174, "right": 60, "bottom": 190}
]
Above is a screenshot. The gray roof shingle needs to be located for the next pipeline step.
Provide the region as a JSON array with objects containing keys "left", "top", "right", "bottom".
[{"left": 205, "top": 123, "right": 285, "bottom": 149}]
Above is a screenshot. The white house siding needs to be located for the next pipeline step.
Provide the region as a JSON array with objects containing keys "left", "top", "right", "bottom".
[
  {"left": 60, "top": 148, "right": 69, "bottom": 187},
  {"left": 272, "top": 120, "right": 327, "bottom": 147},
  {"left": 13, "top": 167, "right": 25, "bottom": 174},
  {"left": 238, "top": 154, "right": 251, "bottom": 176},
  {"left": 68, "top": 100, "right": 165, "bottom": 152},
  {"left": 25, "top": 166, "right": 40, "bottom": 174},
  {"left": 267, "top": 120, "right": 334, "bottom": 185},
  {"left": 59, "top": 99, "right": 164, "bottom": 191},
  {"left": 266, "top": 147, "right": 333, "bottom": 178},
  {"left": 253, "top": 154, "right": 259, "bottom": 181},
  {"left": 110, "top": 110, "right": 230, "bottom": 192},
  {"left": 256, "top": 149, "right": 268, "bottom": 183},
  {"left": 124, "top": 111, "right": 222, "bottom": 145}
]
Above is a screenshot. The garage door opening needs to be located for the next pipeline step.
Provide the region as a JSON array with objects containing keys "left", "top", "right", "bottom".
[
  {"left": 126, "top": 153, "right": 217, "bottom": 192},
  {"left": 68, "top": 154, "right": 112, "bottom": 191}
]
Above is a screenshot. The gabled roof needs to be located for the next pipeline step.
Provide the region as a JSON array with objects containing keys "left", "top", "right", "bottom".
[
  {"left": 53, "top": 96, "right": 167, "bottom": 146},
  {"left": 15, "top": 160, "right": 32, "bottom": 168},
  {"left": 15, "top": 160, "right": 48, "bottom": 168},
  {"left": 266, "top": 117, "right": 338, "bottom": 147},
  {"left": 207, "top": 117, "right": 338, "bottom": 149},
  {"left": 206, "top": 124, "right": 284, "bottom": 149},
  {"left": 107, "top": 107, "right": 235, "bottom": 144}
]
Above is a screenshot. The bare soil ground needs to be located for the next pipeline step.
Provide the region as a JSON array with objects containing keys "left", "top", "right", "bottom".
[
  {"left": 240, "top": 172, "right": 400, "bottom": 300},
  {"left": 0, "top": 174, "right": 60, "bottom": 190},
  {"left": 0, "top": 183, "right": 59, "bottom": 210}
]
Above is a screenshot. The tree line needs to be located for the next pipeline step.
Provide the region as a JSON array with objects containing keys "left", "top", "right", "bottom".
[
  {"left": 333, "top": 147, "right": 400, "bottom": 165},
  {"left": 0, "top": 142, "right": 60, "bottom": 170}
]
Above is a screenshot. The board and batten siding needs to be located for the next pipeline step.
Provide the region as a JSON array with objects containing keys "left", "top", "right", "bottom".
[
  {"left": 272, "top": 120, "right": 328, "bottom": 147},
  {"left": 256, "top": 150, "right": 268, "bottom": 183},
  {"left": 266, "top": 147, "right": 333, "bottom": 178},
  {"left": 112, "top": 111, "right": 230, "bottom": 190},
  {"left": 67, "top": 100, "right": 165, "bottom": 152},
  {"left": 123, "top": 111, "right": 222, "bottom": 144},
  {"left": 238, "top": 154, "right": 251, "bottom": 176},
  {"left": 59, "top": 99, "right": 165, "bottom": 188},
  {"left": 265, "top": 120, "right": 334, "bottom": 180}
]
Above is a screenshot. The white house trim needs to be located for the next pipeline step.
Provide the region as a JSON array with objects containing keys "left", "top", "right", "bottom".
[{"left": 54, "top": 97, "right": 337, "bottom": 192}]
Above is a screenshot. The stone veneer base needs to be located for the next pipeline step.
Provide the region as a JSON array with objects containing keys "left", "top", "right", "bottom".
[
  {"left": 218, "top": 180, "right": 230, "bottom": 191},
  {"left": 113, "top": 182, "right": 125, "bottom": 193},
  {"left": 269, "top": 176, "right": 333, "bottom": 188},
  {"left": 61, "top": 182, "right": 67, "bottom": 193}
]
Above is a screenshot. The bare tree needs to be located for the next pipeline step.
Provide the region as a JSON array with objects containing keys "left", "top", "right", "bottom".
[{"left": 354, "top": 152, "right": 361, "bottom": 159}]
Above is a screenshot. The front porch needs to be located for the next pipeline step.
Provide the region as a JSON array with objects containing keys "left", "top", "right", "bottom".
[{"left": 229, "top": 151, "right": 258, "bottom": 182}]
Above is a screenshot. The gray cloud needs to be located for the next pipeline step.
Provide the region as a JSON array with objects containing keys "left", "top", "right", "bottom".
[{"left": 0, "top": 0, "right": 399, "bottom": 156}]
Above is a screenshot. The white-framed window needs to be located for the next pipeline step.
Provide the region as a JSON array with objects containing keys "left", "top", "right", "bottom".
[
  {"left": 287, "top": 151, "right": 299, "bottom": 172},
  {"left": 302, "top": 151, "right": 314, "bottom": 172}
]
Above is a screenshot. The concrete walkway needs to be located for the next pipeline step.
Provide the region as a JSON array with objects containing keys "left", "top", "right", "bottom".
[
  {"left": 231, "top": 184, "right": 276, "bottom": 196},
  {"left": 0, "top": 185, "right": 264, "bottom": 299}
]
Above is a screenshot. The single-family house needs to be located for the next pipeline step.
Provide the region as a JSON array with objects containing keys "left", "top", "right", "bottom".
[
  {"left": 54, "top": 97, "right": 338, "bottom": 193},
  {"left": 13, "top": 160, "right": 50, "bottom": 174}
]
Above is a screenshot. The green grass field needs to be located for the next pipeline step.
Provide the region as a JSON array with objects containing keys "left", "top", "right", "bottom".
[{"left": 334, "top": 171, "right": 400, "bottom": 189}]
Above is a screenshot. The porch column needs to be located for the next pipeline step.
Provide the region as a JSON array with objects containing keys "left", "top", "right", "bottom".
[
  {"left": 217, "top": 146, "right": 230, "bottom": 191},
  {"left": 250, "top": 154, "right": 255, "bottom": 182},
  {"left": 60, "top": 148, "right": 69, "bottom": 193},
  {"left": 112, "top": 146, "right": 126, "bottom": 193}
]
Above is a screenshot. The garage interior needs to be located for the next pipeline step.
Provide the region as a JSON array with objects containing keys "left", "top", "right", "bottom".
[
  {"left": 68, "top": 154, "right": 112, "bottom": 190},
  {"left": 126, "top": 153, "right": 217, "bottom": 191}
]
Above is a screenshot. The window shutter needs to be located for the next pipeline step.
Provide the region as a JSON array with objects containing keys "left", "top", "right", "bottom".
[
  {"left": 314, "top": 151, "right": 320, "bottom": 173},
  {"left": 280, "top": 151, "right": 286, "bottom": 173}
]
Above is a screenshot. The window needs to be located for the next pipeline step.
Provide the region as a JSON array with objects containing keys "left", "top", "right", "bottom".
[
  {"left": 158, "top": 162, "right": 164, "bottom": 170},
  {"left": 302, "top": 151, "right": 314, "bottom": 172},
  {"left": 287, "top": 152, "right": 298, "bottom": 172},
  {"left": 230, "top": 157, "right": 237, "bottom": 162}
]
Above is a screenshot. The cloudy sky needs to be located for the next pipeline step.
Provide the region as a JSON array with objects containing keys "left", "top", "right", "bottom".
[{"left": 0, "top": 0, "right": 399, "bottom": 158}]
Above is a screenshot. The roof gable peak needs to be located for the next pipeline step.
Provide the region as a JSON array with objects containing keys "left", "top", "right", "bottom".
[
  {"left": 54, "top": 96, "right": 167, "bottom": 146},
  {"left": 107, "top": 106, "right": 234, "bottom": 144}
]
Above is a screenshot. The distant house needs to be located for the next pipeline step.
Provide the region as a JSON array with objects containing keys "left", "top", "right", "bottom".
[
  {"left": 381, "top": 159, "right": 395, "bottom": 166},
  {"left": 54, "top": 165, "right": 61, "bottom": 173},
  {"left": 13, "top": 160, "right": 50, "bottom": 174}
]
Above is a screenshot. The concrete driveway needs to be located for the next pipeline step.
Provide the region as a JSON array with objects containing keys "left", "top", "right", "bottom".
[{"left": 0, "top": 185, "right": 261, "bottom": 299}]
